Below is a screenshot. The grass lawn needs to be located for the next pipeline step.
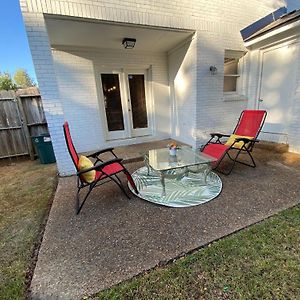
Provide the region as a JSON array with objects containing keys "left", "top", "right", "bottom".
[
  {"left": 0, "top": 159, "right": 57, "bottom": 300},
  {"left": 93, "top": 204, "right": 300, "bottom": 300}
]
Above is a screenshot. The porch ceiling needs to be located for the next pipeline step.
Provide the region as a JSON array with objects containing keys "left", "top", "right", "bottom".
[{"left": 45, "top": 16, "right": 194, "bottom": 52}]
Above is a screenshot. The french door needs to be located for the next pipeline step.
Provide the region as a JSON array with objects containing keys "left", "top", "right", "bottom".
[{"left": 99, "top": 70, "right": 151, "bottom": 140}]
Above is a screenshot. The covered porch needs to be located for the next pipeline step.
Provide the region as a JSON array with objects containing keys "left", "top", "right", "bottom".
[{"left": 44, "top": 15, "right": 197, "bottom": 175}]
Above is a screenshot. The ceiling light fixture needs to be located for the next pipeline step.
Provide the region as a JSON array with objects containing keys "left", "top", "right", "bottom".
[{"left": 122, "top": 38, "right": 136, "bottom": 49}]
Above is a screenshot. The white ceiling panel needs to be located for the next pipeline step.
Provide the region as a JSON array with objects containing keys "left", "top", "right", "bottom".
[{"left": 45, "top": 16, "right": 194, "bottom": 52}]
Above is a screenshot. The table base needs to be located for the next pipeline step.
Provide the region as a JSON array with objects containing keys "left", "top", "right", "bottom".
[{"left": 128, "top": 166, "right": 222, "bottom": 208}]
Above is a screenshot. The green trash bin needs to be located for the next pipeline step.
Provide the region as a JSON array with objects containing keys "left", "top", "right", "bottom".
[{"left": 31, "top": 134, "right": 56, "bottom": 164}]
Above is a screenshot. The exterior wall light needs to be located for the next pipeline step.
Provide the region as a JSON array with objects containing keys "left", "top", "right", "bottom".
[
  {"left": 209, "top": 65, "right": 218, "bottom": 75},
  {"left": 122, "top": 38, "right": 136, "bottom": 49}
]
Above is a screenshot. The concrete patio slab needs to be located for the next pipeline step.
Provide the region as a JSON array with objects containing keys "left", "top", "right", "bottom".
[{"left": 30, "top": 144, "right": 300, "bottom": 300}]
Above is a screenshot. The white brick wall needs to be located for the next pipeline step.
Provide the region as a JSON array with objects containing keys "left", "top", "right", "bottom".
[
  {"left": 22, "top": 0, "right": 285, "bottom": 26},
  {"left": 246, "top": 50, "right": 261, "bottom": 110},
  {"left": 194, "top": 30, "right": 250, "bottom": 148},
  {"left": 52, "top": 49, "right": 105, "bottom": 155},
  {"left": 20, "top": 0, "right": 286, "bottom": 174},
  {"left": 168, "top": 35, "right": 197, "bottom": 147}
]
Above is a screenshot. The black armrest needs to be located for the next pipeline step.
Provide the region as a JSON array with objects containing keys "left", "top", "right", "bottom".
[
  {"left": 76, "top": 158, "right": 123, "bottom": 176},
  {"left": 87, "top": 147, "right": 115, "bottom": 158},
  {"left": 210, "top": 133, "right": 230, "bottom": 138},
  {"left": 235, "top": 137, "right": 258, "bottom": 143}
]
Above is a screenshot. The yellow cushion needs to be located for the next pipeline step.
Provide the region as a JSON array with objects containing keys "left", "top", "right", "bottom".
[
  {"left": 78, "top": 155, "right": 96, "bottom": 183},
  {"left": 225, "top": 134, "right": 253, "bottom": 149}
]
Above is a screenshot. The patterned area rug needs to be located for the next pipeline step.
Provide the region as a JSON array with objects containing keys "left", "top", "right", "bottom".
[{"left": 128, "top": 166, "right": 222, "bottom": 207}]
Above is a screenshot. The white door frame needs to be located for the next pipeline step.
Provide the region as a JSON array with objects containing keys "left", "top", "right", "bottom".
[
  {"left": 97, "top": 67, "right": 153, "bottom": 141},
  {"left": 97, "top": 70, "right": 130, "bottom": 140},
  {"left": 124, "top": 69, "right": 152, "bottom": 137}
]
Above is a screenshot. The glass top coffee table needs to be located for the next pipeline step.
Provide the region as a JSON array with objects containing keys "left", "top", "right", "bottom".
[
  {"left": 143, "top": 146, "right": 216, "bottom": 196},
  {"left": 128, "top": 146, "right": 222, "bottom": 207}
]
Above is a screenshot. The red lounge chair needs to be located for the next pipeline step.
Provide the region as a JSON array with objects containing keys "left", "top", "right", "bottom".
[
  {"left": 201, "top": 110, "right": 267, "bottom": 174},
  {"left": 63, "top": 122, "right": 138, "bottom": 214}
]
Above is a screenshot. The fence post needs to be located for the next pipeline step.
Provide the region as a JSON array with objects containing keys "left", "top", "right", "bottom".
[{"left": 15, "top": 94, "right": 35, "bottom": 160}]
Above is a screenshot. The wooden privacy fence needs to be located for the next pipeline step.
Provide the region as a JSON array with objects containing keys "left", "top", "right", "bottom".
[{"left": 0, "top": 87, "right": 49, "bottom": 160}]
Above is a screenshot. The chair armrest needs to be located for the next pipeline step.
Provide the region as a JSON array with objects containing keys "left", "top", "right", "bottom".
[
  {"left": 87, "top": 147, "right": 115, "bottom": 158},
  {"left": 210, "top": 133, "right": 230, "bottom": 138},
  {"left": 235, "top": 137, "right": 259, "bottom": 143},
  {"left": 76, "top": 158, "right": 123, "bottom": 176}
]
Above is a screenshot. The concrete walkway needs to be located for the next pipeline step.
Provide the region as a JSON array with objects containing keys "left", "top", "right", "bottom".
[{"left": 30, "top": 141, "right": 300, "bottom": 299}]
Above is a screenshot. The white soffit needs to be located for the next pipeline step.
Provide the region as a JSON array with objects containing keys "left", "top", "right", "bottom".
[
  {"left": 225, "top": 50, "right": 246, "bottom": 59},
  {"left": 45, "top": 16, "right": 194, "bottom": 52}
]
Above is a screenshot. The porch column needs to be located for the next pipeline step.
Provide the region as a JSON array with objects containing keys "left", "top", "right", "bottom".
[{"left": 21, "top": 9, "right": 74, "bottom": 175}]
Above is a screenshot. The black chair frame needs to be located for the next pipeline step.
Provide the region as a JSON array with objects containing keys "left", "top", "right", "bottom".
[
  {"left": 63, "top": 124, "right": 138, "bottom": 214},
  {"left": 201, "top": 110, "right": 267, "bottom": 175}
]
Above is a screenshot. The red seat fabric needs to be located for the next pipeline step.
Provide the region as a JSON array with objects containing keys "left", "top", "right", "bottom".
[
  {"left": 95, "top": 162, "right": 124, "bottom": 180},
  {"left": 201, "top": 110, "right": 267, "bottom": 174},
  {"left": 63, "top": 121, "right": 138, "bottom": 214},
  {"left": 202, "top": 143, "right": 230, "bottom": 161},
  {"left": 234, "top": 110, "right": 266, "bottom": 137},
  {"left": 63, "top": 122, "right": 79, "bottom": 167},
  {"left": 64, "top": 121, "right": 125, "bottom": 183}
]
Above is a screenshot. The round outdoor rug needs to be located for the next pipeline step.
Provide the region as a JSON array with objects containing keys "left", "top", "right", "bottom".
[{"left": 128, "top": 166, "right": 222, "bottom": 207}]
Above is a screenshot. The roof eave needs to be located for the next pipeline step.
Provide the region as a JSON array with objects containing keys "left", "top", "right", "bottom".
[{"left": 244, "top": 19, "right": 300, "bottom": 48}]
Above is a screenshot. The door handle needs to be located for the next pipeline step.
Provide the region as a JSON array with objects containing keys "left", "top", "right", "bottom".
[
  {"left": 128, "top": 99, "right": 131, "bottom": 112},
  {"left": 259, "top": 98, "right": 263, "bottom": 102}
]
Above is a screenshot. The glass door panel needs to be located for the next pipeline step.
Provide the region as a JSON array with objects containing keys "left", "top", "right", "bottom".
[
  {"left": 101, "top": 74, "right": 124, "bottom": 132},
  {"left": 99, "top": 70, "right": 151, "bottom": 141},
  {"left": 128, "top": 74, "right": 148, "bottom": 129}
]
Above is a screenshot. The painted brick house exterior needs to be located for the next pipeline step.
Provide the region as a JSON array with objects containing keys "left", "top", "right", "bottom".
[{"left": 19, "top": 0, "right": 288, "bottom": 175}]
